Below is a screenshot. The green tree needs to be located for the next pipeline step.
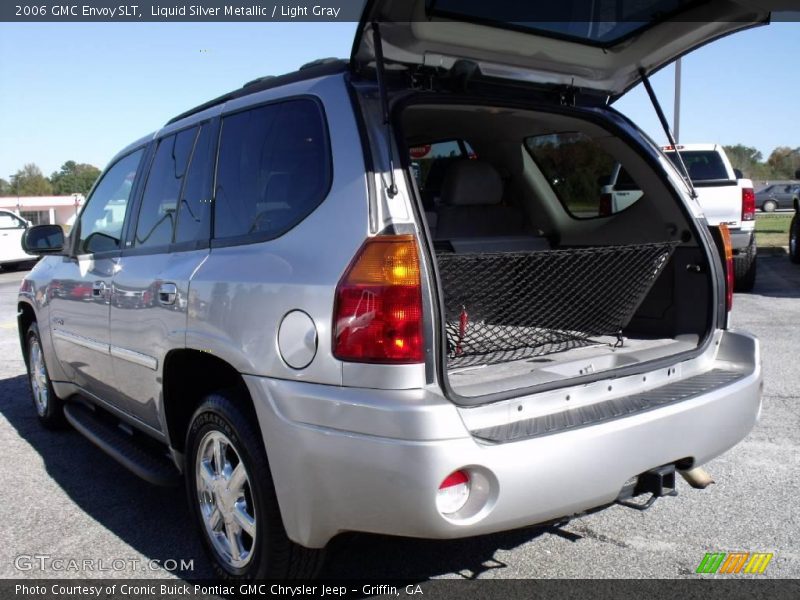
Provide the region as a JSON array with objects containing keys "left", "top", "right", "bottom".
[
  {"left": 50, "top": 160, "right": 101, "bottom": 195},
  {"left": 766, "top": 146, "right": 800, "bottom": 180},
  {"left": 0, "top": 178, "right": 11, "bottom": 195},
  {"left": 10, "top": 164, "right": 53, "bottom": 196},
  {"left": 722, "top": 144, "right": 762, "bottom": 178}
]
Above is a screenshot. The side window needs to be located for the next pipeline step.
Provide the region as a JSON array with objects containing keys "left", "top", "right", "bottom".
[
  {"left": 0, "top": 212, "right": 25, "bottom": 229},
  {"left": 525, "top": 133, "right": 636, "bottom": 219},
  {"left": 77, "top": 149, "right": 143, "bottom": 254},
  {"left": 174, "top": 123, "right": 215, "bottom": 245},
  {"left": 214, "top": 99, "right": 329, "bottom": 241},
  {"left": 134, "top": 127, "right": 198, "bottom": 248}
]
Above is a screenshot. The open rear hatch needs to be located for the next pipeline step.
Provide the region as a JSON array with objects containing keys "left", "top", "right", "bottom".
[
  {"left": 352, "top": 0, "right": 779, "bottom": 98},
  {"left": 351, "top": 1, "right": 784, "bottom": 402}
]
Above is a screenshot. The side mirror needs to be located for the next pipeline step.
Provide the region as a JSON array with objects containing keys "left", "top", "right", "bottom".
[
  {"left": 21, "top": 224, "right": 65, "bottom": 255},
  {"left": 733, "top": 168, "right": 744, "bottom": 179}
]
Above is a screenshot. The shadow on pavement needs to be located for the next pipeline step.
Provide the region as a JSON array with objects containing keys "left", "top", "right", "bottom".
[
  {"left": 0, "top": 373, "right": 569, "bottom": 581},
  {"left": 738, "top": 255, "right": 800, "bottom": 300}
]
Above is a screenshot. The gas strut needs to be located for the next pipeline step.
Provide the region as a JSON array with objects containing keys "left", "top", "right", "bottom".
[
  {"left": 372, "top": 21, "right": 398, "bottom": 198},
  {"left": 639, "top": 67, "right": 697, "bottom": 200}
]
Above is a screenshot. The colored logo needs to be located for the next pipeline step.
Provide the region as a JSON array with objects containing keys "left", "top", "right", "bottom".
[{"left": 696, "top": 552, "right": 773, "bottom": 574}]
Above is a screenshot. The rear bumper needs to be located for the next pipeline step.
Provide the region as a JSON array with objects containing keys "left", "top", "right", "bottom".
[
  {"left": 245, "top": 331, "right": 760, "bottom": 548},
  {"left": 730, "top": 228, "right": 754, "bottom": 251}
]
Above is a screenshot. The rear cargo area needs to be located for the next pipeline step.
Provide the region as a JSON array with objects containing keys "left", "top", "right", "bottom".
[{"left": 400, "top": 103, "right": 715, "bottom": 398}]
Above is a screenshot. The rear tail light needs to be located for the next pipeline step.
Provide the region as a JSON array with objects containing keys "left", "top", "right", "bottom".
[
  {"left": 599, "top": 193, "right": 612, "bottom": 216},
  {"left": 333, "top": 235, "right": 423, "bottom": 363},
  {"left": 436, "top": 470, "right": 471, "bottom": 515},
  {"left": 711, "top": 224, "right": 734, "bottom": 314},
  {"left": 741, "top": 188, "right": 755, "bottom": 221}
]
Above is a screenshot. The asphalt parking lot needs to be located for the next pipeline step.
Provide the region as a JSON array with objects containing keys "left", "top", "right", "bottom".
[{"left": 0, "top": 256, "right": 797, "bottom": 582}]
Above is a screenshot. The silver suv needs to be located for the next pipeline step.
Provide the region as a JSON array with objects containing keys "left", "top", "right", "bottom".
[{"left": 18, "top": 2, "right": 765, "bottom": 580}]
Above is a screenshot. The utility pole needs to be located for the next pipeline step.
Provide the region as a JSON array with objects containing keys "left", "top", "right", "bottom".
[{"left": 673, "top": 58, "right": 682, "bottom": 143}]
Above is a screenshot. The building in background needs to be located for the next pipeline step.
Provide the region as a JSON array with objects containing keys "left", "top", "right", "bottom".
[{"left": 0, "top": 194, "right": 84, "bottom": 228}]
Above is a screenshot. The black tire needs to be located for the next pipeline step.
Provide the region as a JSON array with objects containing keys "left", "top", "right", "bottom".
[
  {"left": 790, "top": 214, "right": 800, "bottom": 264},
  {"left": 185, "top": 390, "right": 324, "bottom": 580},
  {"left": 25, "top": 322, "right": 65, "bottom": 428},
  {"left": 733, "top": 237, "right": 757, "bottom": 292},
  {"left": 762, "top": 199, "right": 777, "bottom": 213}
]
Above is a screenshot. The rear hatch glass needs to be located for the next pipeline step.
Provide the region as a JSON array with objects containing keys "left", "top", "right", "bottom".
[{"left": 665, "top": 151, "right": 730, "bottom": 182}]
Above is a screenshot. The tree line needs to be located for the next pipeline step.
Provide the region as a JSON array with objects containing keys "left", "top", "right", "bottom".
[
  {"left": 722, "top": 145, "right": 800, "bottom": 182},
  {"left": 0, "top": 162, "right": 101, "bottom": 197}
]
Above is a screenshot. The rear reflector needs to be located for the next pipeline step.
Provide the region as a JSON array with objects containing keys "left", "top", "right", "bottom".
[
  {"left": 436, "top": 470, "right": 471, "bottom": 515},
  {"left": 741, "top": 188, "right": 755, "bottom": 221},
  {"left": 333, "top": 235, "right": 423, "bottom": 363},
  {"left": 599, "top": 193, "right": 612, "bottom": 217}
]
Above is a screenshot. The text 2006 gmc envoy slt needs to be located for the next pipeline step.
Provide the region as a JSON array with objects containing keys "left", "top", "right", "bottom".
[{"left": 18, "top": 1, "right": 768, "bottom": 579}]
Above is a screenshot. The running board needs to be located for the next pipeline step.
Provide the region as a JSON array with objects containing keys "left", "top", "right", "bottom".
[{"left": 63, "top": 402, "right": 180, "bottom": 487}]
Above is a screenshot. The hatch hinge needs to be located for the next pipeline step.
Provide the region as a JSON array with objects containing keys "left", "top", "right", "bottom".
[{"left": 559, "top": 85, "right": 577, "bottom": 107}]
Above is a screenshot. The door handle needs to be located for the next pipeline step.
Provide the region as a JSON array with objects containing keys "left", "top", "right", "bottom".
[
  {"left": 158, "top": 283, "right": 178, "bottom": 305},
  {"left": 92, "top": 281, "right": 107, "bottom": 297}
]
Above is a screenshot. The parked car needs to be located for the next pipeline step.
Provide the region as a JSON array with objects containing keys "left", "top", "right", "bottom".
[
  {"left": 0, "top": 209, "right": 35, "bottom": 271},
  {"left": 18, "top": 1, "right": 766, "bottom": 580},
  {"left": 755, "top": 182, "right": 799, "bottom": 212},
  {"left": 791, "top": 210, "right": 800, "bottom": 264},
  {"left": 661, "top": 144, "right": 758, "bottom": 291}
]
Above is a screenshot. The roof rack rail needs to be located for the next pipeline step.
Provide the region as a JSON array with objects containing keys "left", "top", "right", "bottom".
[
  {"left": 165, "top": 58, "right": 348, "bottom": 126},
  {"left": 242, "top": 75, "right": 276, "bottom": 89}
]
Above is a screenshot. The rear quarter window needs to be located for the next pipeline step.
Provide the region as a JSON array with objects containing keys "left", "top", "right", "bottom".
[{"left": 213, "top": 98, "right": 330, "bottom": 244}]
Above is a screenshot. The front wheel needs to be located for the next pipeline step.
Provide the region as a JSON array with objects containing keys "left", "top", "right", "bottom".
[
  {"left": 790, "top": 215, "right": 800, "bottom": 264},
  {"left": 762, "top": 199, "right": 778, "bottom": 213},
  {"left": 185, "top": 390, "right": 324, "bottom": 579},
  {"left": 26, "top": 322, "right": 65, "bottom": 428}
]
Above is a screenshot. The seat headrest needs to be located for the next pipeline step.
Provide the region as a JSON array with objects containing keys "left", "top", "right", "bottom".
[{"left": 441, "top": 160, "right": 503, "bottom": 206}]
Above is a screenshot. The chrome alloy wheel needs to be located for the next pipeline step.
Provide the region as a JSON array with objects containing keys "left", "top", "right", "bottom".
[
  {"left": 195, "top": 430, "right": 257, "bottom": 569},
  {"left": 29, "top": 338, "right": 49, "bottom": 417}
]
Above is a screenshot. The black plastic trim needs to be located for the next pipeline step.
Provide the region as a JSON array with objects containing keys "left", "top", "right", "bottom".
[
  {"left": 471, "top": 369, "right": 744, "bottom": 443},
  {"left": 64, "top": 401, "right": 180, "bottom": 486}
]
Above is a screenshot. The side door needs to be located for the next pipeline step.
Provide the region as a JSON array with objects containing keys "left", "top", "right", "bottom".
[
  {"left": 0, "top": 211, "right": 30, "bottom": 263},
  {"left": 109, "top": 121, "right": 216, "bottom": 431},
  {"left": 48, "top": 148, "right": 145, "bottom": 400}
]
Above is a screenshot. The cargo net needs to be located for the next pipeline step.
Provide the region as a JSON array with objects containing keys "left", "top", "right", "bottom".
[{"left": 437, "top": 242, "right": 680, "bottom": 368}]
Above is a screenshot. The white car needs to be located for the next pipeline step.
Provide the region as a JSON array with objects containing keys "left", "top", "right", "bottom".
[{"left": 0, "top": 210, "right": 35, "bottom": 270}]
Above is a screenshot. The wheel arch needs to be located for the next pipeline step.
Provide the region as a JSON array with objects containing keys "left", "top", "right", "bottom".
[
  {"left": 17, "top": 301, "right": 37, "bottom": 367},
  {"left": 162, "top": 349, "right": 255, "bottom": 454}
]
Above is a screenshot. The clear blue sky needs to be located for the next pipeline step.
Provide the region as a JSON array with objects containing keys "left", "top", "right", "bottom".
[{"left": 0, "top": 21, "right": 798, "bottom": 181}]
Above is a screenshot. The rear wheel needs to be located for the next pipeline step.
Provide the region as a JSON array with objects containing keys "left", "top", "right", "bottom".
[
  {"left": 185, "top": 390, "right": 324, "bottom": 579},
  {"left": 733, "top": 237, "right": 757, "bottom": 292},
  {"left": 762, "top": 199, "right": 777, "bottom": 213},
  {"left": 26, "top": 322, "right": 65, "bottom": 428},
  {"left": 790, "top": 215, "right": 800, "bottom": 264}
]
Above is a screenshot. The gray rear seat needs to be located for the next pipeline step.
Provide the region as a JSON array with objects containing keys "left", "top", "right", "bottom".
[{"left": 434, "top": 160, "right": 549, "bottom": 252}]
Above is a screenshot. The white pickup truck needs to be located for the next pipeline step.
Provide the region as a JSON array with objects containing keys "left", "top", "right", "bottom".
[
  {"left": 662, "top": 144, "right": 756, "bottom": 291},
  {"left": 603, "top": 144, "right": 757, "bottom": 290}
]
